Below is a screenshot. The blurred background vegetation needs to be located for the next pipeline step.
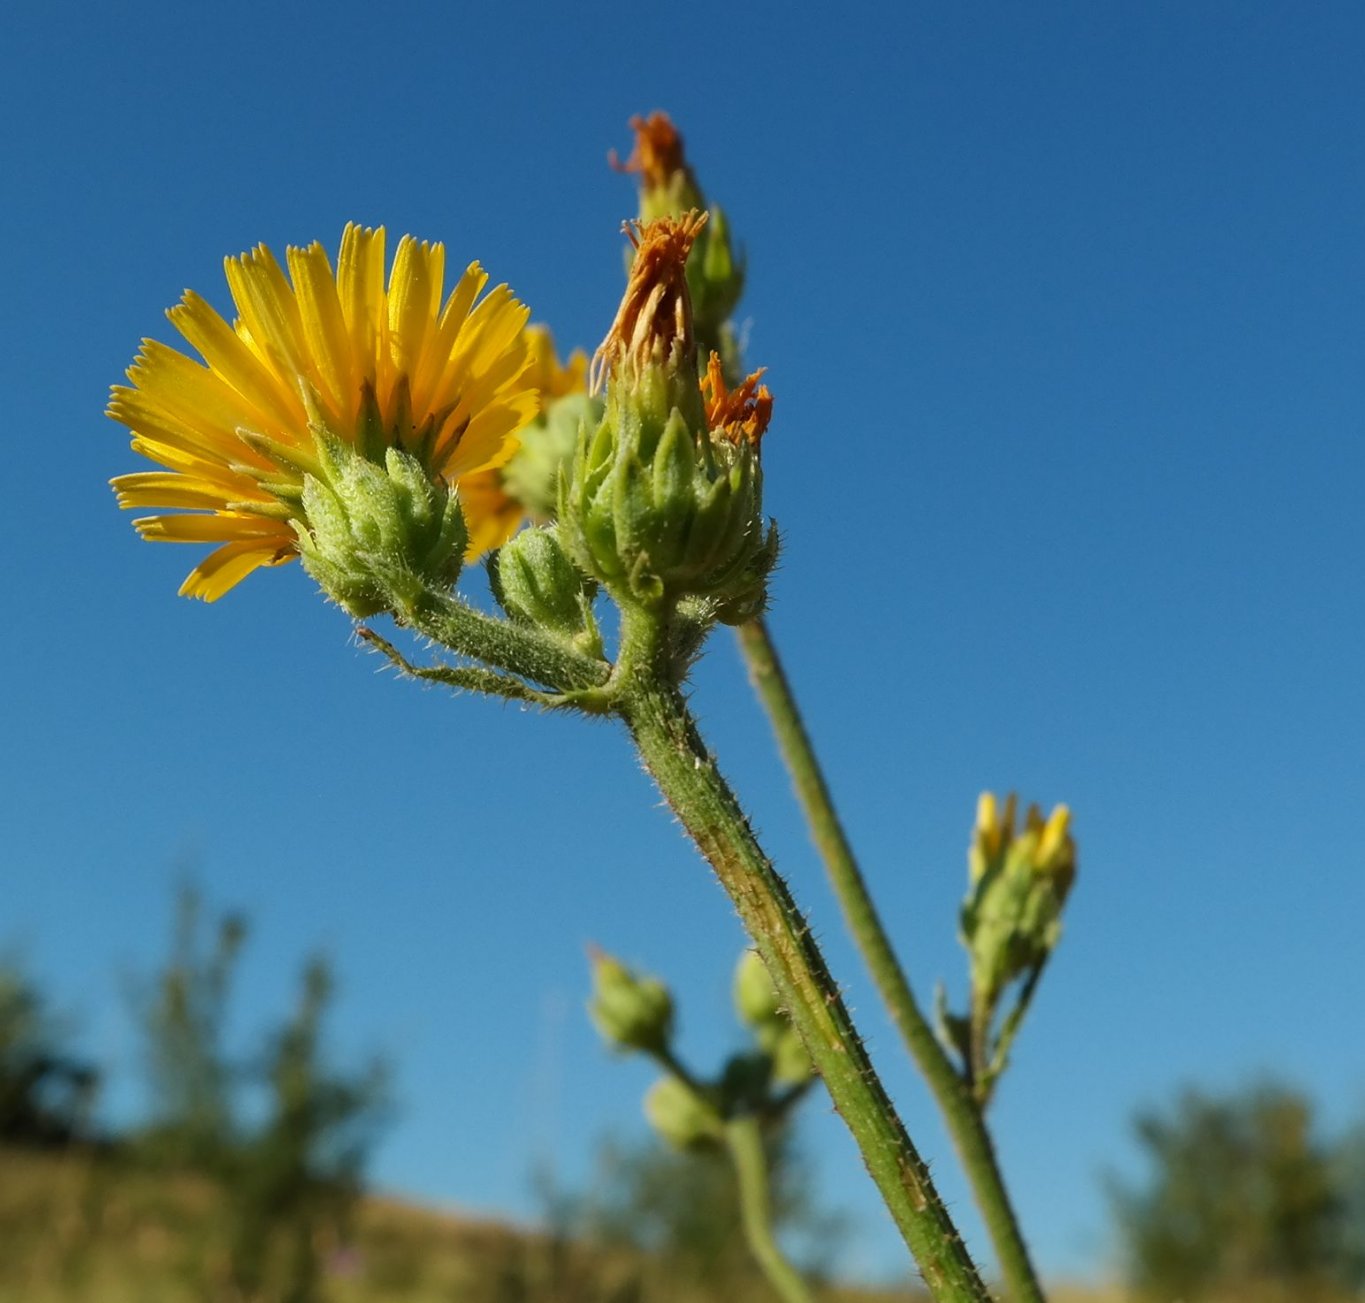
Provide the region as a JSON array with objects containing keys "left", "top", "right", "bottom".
[{"left": 3, "top": 889, "right": 1362, "bottom": 1302}]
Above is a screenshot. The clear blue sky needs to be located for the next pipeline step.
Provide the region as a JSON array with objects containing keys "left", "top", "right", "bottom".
[{"left": 4, "top": 0, "right": 1364, "bottom": 1284}]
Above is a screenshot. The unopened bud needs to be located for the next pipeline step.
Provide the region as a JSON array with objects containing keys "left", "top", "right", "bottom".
[
  {"left": 733, "top": 950, "right": 782, "bottom": 1028},
  {"left": 587, "top": 949, "right": 674, "bottom": 1056},
  {"left": 644, "top": 1075, "right": 722, "bottom": 1150},
  {"left": 961, "top": 792, "right": 1077, "bottom": 1005},
  {"left": 491, "top": 525, "right": 596, "bottom": 644}
]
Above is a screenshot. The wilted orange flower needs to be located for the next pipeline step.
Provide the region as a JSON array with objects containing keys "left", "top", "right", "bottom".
[
  {"left": 700, "top": 352, "right": 773, "bottom": 447},
  {"left": 610, "top": 111, "right": 694, "bottom": 195},
  {"left": 591, "top": 213, "right": 708, "bottom": 392}
]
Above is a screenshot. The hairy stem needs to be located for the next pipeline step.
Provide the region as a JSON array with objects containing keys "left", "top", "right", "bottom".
[
  {"left": 617, "top": 612, "right": 990, "bottom": 1302},
  {"left": 724, "top": 1116, "right": 815, "bottom": 1303},
  {"left": 735, "top": 616, "right": 1044, "bottom": 1303},
  {"left": 398, "top": 588, "right": 609, "bottom": 694}
]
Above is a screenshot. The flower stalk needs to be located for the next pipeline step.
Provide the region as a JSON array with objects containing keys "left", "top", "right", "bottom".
[
  {"left": 615, "top": 605, "right": 991, "bottom": 1303},
  {"left": 724, "top": 1114, "right": 815, "bottom": 1303},
  {"left": 737, "top": 617, "right": 1046, "bottom": 1303}
]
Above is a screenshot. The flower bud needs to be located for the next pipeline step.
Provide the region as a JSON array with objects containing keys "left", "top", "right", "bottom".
[
  {"left": 644, "top": 1075, "right": 723, "bottom": 1151},
  {"left": 296, "top": 433, "right": 466, "bottom": 618},
  {"left": 768, "top": 1025, "right": 814, "bottom": 1087},
  {"left": 561, "top": 216, "right": 776, "bottom": 612},
  {"left": 490, "top": 525, "right": 597, "bottom": 645},
  {"left": 498, "top": 327, "right": 597, "bottom": 522},
  {"left": 719, "top": 1050, "right": 773, "bottom": 1114},
  {"left": 961, "top": 793, "right": 1077, "bottom": 1007},
  {"left": 587, "top": 949, "right": 674, "bottom": 1056},
  {"left": 500, "top": 393, "right": 601, "bottom": 522},
  {"left": 733, "top": 951, "right": 812, "bottom": 1087},
  {"left": 733, "top": 950, "right": 782, "bottom": 1028}
]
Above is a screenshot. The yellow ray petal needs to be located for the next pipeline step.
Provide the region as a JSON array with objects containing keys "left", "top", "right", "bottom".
[
  {"left": 168, "top": 291, "right": 302, "bottom": 434},
  {"left": 180, "top": 539, "right": 296, "bottom": 602},
  {"left": 134, "top": 513, "right": 293, "bottom": 543},
  {"left": 287, "top": 241, "right": 355, "bottom": 421}
]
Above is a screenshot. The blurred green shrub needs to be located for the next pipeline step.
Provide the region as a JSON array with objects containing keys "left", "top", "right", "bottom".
[
  {"left": 0, "top": 960, "right": 97, "bottom": 1148},
  {"left": 130, "top": 886, "right": 388, "bottom": 1303},
  {"left": 1109, "top": 1081, "right": 1365, "bottom": 1302}
]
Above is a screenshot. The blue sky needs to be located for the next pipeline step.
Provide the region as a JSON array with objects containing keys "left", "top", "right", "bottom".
[{"left": 4, "top": 0, "right": 1364, "bottom": 1283}]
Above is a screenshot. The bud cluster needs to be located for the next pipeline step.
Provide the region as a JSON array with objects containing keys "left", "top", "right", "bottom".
[
  {"left": 586, "top": 947, "right": 813, "bottom": 1152},
  {"left": 963, "top": 792, "right": 1076, "bottom": 1006},
  {"left": 937, "top": 792, "right": 1077, "bottom": 1104}
]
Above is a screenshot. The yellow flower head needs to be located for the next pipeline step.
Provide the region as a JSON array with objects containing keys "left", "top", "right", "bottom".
[
  {"left": 971, "top": 791, "right": 1076, "bottom": 888},
  {"left": 701, "top": 351, "right": 773, "bottom": 448},
  {"left": 590, "top": 212, "right": 708, "bottom": 394},
  {"left": 525, "top": 324, "right": 590, "bottom": 403},
  {"left": 457, "top": 325, "right": 589, "bottom": 554},
  {"left": 109, "top": 223, "right": 538, "bottom": 601}
]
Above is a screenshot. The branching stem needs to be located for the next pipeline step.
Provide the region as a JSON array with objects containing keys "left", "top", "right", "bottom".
[
  {"left": 616, "top": 605, "right": 991, "bottom": 1303},
  {"left": 735, "top": 616, "right": 1044, "bottom": 1303}
]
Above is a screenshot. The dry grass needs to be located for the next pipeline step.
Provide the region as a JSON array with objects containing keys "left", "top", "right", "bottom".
[{"left": 0, "top": 1146, "right": 1144, "bottom": 1303}]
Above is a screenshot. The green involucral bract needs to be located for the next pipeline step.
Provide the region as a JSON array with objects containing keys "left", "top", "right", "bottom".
[
  {"left": 297, "top": 434, "right": 467, "bottom": 618},
  {"left": 560, "top": 375, "right": 776, "bottom": 613},
  {"left": 688, "top": 204, "right": 745, "bottom": 354}
]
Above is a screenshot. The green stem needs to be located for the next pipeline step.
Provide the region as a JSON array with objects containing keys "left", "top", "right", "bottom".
[
  {"left": 735, "top": 617, "right": 1045, "bottom": 1303},
  {"left": 616, "top": 612, "right": 990, "bottom": 1303},
  {"left": 724, "top": 1115, "right": 816, "bottom": 1303},
  {"left": 399, "top": 588, "right": 609, "bottom": 695}
]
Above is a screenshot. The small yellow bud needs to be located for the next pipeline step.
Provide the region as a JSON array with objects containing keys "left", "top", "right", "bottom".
[{"left": 1036, "top": 804, "right": 1072, "bottom": 870}]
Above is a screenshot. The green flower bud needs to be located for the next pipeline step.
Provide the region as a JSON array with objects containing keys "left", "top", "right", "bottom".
[
  {"left": 560, "top": 215, "right": 776, "bottom": 612},
  {"left": 644, "top": 1075, "right": 723, "bottom": 1150},
  {"left": 961, "top": 793, "right": 1077, "bottom": 1007},
  {"left": 296, "top": 433, "right": 466, "bottom": 618},
  {"left": 734, "top": 950, "right": 782, "bottom": 1029},
  {"left": 490, "top": 525, "right": 597, "bottom": 647},
  {"left": 689, "top": 203, "right": 744, "bottom": 347},
  {"left": 501, "top": 393, "right": 602, "bottom": 522},
  {"left": 768, "top": 1025, "right": 814, "bottom": 1088},
  {"left": 733, "top": 951, "right": 812, "bottom": 1088},
  {"left": 587, "top": 949, "right": 674, "bottom": 1056}
]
